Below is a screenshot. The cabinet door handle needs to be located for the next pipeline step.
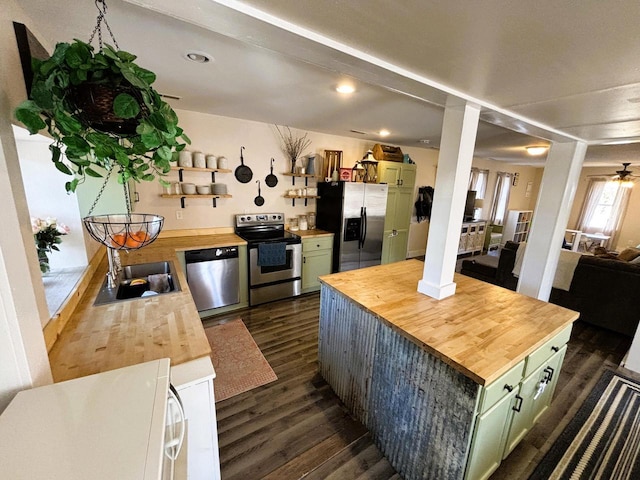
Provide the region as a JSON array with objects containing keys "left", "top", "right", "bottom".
[
  {"left": 551, "top": 346, "right": 559, "bottom": 352},
  {"left": 513, "top": 394, "right": 523, "bottom": 412},
  {"left": 544, "top": 366, "right": 555, "bottom": 383},
  {"left": 503, "top": 384, "right": 514, "bottom": 392},
  {"left": 303, "top": 257, "right": 306, "bottom": 264}
]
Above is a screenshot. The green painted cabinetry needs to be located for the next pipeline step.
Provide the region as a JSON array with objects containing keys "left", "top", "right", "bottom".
[
  {"left": 466, "top": 388, "right": 518, "bottom": 480},
  {"left": 465, "top": 324, "right": 572, "bottom": 480},
  {"left": 301, "top": 236, "right": 333, "bottom": 293},
  {"left": 377, "top": 161, "right": 417, "bottom": 264}
]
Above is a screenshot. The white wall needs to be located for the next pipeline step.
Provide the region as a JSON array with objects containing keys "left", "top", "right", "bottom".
[
  {"left": 135, "top": 109, "right": 439, "bottom": 234},
  {"left": 15, "top": 127, "right": 89, "bottom": 269}
]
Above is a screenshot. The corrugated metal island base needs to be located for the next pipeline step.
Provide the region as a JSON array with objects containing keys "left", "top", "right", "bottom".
[{"left": 318, "top": 260, "right": 578, "bottom": 480}]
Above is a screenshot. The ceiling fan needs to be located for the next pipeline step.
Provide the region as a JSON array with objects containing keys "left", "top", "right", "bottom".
[{"left": 588, "top": 163, "right": 639, "bottom": 183}]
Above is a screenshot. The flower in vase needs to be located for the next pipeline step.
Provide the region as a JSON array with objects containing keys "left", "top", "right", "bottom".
[{"left": 31, "top": 217, "right": 69, "bottom": 273}]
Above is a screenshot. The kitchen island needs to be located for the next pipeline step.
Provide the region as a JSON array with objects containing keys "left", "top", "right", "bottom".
[{"left": 318, "top": 260, "right": 578, "bottom": 480}]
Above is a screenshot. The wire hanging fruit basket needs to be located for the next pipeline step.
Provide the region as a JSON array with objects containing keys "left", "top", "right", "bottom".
[{"left": 83, "top": 214, "right": 164, "bottom": 250}]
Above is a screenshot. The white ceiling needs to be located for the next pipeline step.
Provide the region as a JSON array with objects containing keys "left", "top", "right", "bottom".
[{"left": 14, "top": 0, "right": 640, "bottom": 170}]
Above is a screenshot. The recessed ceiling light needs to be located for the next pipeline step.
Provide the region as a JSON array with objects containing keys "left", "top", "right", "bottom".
[
  {"left": 379, "top": 129, "right": 390, "bottom": 137},
  {"left": 336, "top": 84, "right": 355, "bottom": 94},
  {"left": 184, "top": 51, "right": 213, "bottom": 63},
  {"left": 526, "top": 146, "right": 548, "bottom": 156}
]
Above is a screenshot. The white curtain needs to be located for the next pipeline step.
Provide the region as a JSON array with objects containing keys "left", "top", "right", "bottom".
[
  {"left": 468, "top": 168, "right": 489, "bottom": 199},
  {"left": 577, "top": 178, "right": 632, "bottom": 248},
  {"left": 489, "top": 172, "right": 512, "bottom": 225}
]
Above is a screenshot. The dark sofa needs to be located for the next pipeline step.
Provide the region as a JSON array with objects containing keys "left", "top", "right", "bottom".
[
  {"left": 460, "top": 241, "right": 520, "bottom": 291},
  {"left": 461, "top": 243, "right": 640, "bottom": 337},
  {"left": 549, "top": 255, "right": 640, "bottom": 337}
]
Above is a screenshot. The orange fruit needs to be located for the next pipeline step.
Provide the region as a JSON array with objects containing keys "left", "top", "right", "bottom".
[
  {"left": 124, "top": 234, "right": 142, "bottom": 248},
  {"left": 111, "top": 233, "right": 126, "bottom": 247},
  {"left": 133, "top": 231, "right": 149, "bottom": 243}
]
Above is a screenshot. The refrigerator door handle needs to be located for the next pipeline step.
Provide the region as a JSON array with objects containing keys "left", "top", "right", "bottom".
[
  {"left": 359, "top": 207, "right": 365, "bottom": 249},
  {"left": 362, "top": 206, "right": 368, "bottom": 246}
]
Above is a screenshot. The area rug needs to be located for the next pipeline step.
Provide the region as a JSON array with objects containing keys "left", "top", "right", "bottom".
[
  {"left": 529, "top": 369, "right": 640, "bottom": 479},
  {"left": 205, "top": 318, "right": 277, "bottom": 402}
]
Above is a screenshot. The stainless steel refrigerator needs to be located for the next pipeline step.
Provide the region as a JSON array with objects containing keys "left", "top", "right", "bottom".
[{"left": 316, "top": 182, "right": 388, "bottom": 272}]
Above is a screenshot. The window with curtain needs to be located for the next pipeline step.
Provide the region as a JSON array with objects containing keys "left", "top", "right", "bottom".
[
  {"left": 576, "top": 178, "right": 632, "bottom": 248},
  {"left": 468, "top": 168, "right": 489, "bottom": 199},
  {"left": 489, "top": 172, "right": 512, "bottom": 225}
]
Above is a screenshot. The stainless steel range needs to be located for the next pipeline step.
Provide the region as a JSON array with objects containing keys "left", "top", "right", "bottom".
[{"left": 235, "top": 213, "right": 302, "bottom": 306}]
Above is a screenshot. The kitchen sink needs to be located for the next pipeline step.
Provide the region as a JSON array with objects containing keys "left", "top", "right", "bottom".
[{"left": 94, "top": 261, "right": 181, "bottom": 306}]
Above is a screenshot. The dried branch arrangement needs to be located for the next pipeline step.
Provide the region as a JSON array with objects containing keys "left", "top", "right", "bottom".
[{"left": 275, "top": 125, "right": 312, "bottom": 161}]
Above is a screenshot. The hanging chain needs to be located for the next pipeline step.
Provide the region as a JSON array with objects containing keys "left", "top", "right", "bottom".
[
  {"left": 86, "top": 0, "right": 131, "bottom": 218},
  {"left": 122, "top": 169, "right": 132, "bottom": 216},
  {"left": 86, "top": 166, "right": 114, "bottom": 216},
  {"left": 88, "top": 0, "right": 120, "bottom": 50}
]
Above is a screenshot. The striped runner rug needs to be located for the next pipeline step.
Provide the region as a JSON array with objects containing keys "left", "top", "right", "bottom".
[{"left": 530, "top": 369, "right": 640, "bottom": 479}]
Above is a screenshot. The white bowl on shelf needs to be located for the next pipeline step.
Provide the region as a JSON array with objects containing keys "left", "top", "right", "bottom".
[
  {"left": 212, "top": 183, "right": 227, "bottom": 195},
  {"left": 181, "top": 183, "right": 196, "bottom": 195},
  {"left": 196, "top": 185, "right": 211, "bottom": 195}
]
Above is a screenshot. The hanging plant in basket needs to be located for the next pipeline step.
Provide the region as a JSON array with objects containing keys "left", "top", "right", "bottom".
[{"left": 14, "top": 38, "right": 190, "bottom": 192}]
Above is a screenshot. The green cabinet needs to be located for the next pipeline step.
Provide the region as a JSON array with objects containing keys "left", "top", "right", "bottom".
[
  {"left": 466, "top": 389, "right": 518, "bottom": 480},
  {"left": 465, "top": 324, "right": 572, "bottom": 480},
  {"left": 377, "top": 161, "right": 417, "bottom": 264},
  {"left": 301, "top": 236, "right": 333, "bottom": 293},
  {"left": 504, "top": 346, "right": 567, "bottom": 457},
  {"left": 377, "top": 161, "right": 417, "bottom": 187}
]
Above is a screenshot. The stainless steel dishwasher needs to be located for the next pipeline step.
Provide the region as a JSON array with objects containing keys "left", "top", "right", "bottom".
[{"left": 185, "top": 247, "right": 240, "bottom": 311}]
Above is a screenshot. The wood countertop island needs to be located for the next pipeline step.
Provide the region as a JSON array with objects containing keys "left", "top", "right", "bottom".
[
  {"left": 48, "top": 233, "right": 246, "bottom": 383},
  {"left": 319, "top": 259, "right": 578, "bottom": 385},
  {"left": 318, "top": 259, "right": 578, "bottom": 480}
]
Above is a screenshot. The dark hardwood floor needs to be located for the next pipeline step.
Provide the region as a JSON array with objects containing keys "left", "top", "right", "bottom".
[{"left": 203, "top": 292, "right": 632, "bottom": 480}]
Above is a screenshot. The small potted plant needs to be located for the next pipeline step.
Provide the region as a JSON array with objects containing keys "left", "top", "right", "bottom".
[{"left": 14, "top": 39, "right": 190, "bottom": 193}]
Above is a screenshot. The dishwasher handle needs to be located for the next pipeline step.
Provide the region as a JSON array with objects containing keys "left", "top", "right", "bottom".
[{"left": 185, "top": 246, "right": 239, "bottom": 263}]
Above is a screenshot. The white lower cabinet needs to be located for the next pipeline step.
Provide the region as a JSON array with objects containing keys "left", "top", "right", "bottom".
[
  {"left": 465, "top": 325, "right": 572, "bottom": 480},
  {"left": 171, "top": 357, "right": 221, "bottom": 480}
]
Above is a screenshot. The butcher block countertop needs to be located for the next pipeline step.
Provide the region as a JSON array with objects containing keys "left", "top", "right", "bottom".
[
  {"left": 48, "top": 233, "right": 246, "bottom": 383},
  {"left": 289, "top": 229, "right": 333, "bottom": 238},
  {"left": 319, "top": 259, "right": 579, "bottom": 385}
]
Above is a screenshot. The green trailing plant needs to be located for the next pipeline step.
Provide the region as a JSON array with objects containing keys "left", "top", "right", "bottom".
[{"left": 14, "top": 39, "right": 190, "bottom": 192}]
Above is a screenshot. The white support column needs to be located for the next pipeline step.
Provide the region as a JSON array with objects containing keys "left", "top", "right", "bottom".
[
  {"left": 517, "top": 141, "right": 586, "bottom": 300},
  {"left": 0, "top": 84, "right": 53, "bottom": 411},
  {"left": 418, "top": 98, "right": 480, "bottom": 300}
]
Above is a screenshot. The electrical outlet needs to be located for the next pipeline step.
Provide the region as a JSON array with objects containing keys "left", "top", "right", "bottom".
[{"left": 175, "top": 210, "right": 183, "bottom": 220}]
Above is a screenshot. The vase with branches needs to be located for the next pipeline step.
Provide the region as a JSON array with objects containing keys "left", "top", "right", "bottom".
[{"left": 275, "top": 125, "right": 312, "bottom": 173}]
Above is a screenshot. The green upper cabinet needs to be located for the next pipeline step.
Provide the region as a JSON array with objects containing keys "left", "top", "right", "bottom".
[
  {"left": 377, "top": 161, "right": 417, "bottom": 188},
  {"left": 377, "top": 161, "right": 417, "bottom": 264}
]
